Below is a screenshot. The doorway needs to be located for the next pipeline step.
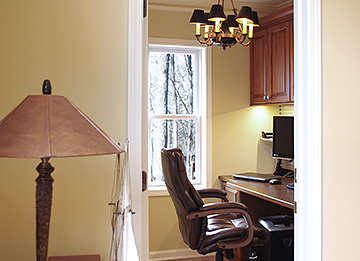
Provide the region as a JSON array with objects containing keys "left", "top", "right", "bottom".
[{"left": 128, "top": 0, "right": 323, "bottom": 260}]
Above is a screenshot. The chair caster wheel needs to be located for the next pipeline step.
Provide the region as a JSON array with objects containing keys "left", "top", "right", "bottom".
[{"left": 247, "top": 246, "right": 258, "bottom": 260}]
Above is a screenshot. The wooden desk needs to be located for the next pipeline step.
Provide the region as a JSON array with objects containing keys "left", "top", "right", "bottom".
[
  {"left": 218, "top": 175, "right": 294, "bottom": 260},
  {"left": 219, "top": 175, "right": 294, "bottom": 209}
]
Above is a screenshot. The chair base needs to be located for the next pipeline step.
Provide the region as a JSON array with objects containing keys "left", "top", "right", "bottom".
[
  {"left": 247, "top": 245, "right": 258, "bottom": 259},
  {"left": 216, "top": 251, "right": 224, "bottom": 261},
  {"left": 215, "top": 247, "right": 258, "bottom": 260},
  {"left": 215, "top": 250, "right": 234, "bottom": 261}
]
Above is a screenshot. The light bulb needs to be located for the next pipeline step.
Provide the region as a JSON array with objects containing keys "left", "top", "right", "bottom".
[
  {"left": 214, "top": 18, "right": 222, "bottom": 33},
  {"left": 195, "top": 23, "right": 201, "bottom": 36},
  {"left": 248, "top": 24, "right": 254, "bottom": 38}
]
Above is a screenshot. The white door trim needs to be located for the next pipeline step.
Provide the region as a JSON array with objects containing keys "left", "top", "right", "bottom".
[
  {"left": 294, "top": 1, "right": 322, "bottom": 260},
  {"left": 128, "top": 0, "right": 149, "bottom": 260}
]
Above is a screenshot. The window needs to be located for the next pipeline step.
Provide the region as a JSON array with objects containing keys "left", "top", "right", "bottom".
[{"left": 148, "top": 39, "right": 210, "bottom": 192}]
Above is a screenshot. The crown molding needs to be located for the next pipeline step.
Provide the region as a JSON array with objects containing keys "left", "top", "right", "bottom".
[{"left": 149, "top": 0, "right": 293, "bottom": 17}]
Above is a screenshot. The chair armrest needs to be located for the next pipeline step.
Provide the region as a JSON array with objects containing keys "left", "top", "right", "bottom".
[
  {"left": 197, "top": 188, "right": 229, "bottom": 202},
  {"left": 187, "top": 201, "right": 255, "bottom": 249},
  {"left": 187, "top": 202, "right": 248, "bottom": 220}
]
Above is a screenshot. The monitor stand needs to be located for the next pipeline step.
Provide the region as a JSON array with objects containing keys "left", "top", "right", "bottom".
[
  {"left": 274, "top": 159, "right": 295, "bottom": 189},
  {"left": 273, "top": 159, "right": 294, "bottom": 177}
]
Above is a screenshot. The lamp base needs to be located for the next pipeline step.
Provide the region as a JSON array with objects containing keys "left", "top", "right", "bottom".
[{"left": 36, "top": 158, "right": 54, "bottom": 261}]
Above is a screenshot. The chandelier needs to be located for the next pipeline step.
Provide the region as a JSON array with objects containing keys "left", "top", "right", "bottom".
[{"left": 189, "top": 0, "right": 260, "bottom": 50}]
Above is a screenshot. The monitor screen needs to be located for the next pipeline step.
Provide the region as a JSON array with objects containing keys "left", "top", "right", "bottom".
[{"left": 272, "top": 116, "right": 294, "bottom": 159}]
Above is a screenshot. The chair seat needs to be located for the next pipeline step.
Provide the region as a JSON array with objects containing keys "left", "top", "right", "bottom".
[
  {"left": 199, "top": 216, "right": 249, "bottom": 255},
  {"left": 207, "top": 216, "right": 247, "bottom": 232}
]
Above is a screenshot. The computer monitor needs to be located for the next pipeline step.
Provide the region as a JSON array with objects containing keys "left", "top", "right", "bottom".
[{"left": 272, "top": 116, "right": 294, "bottom": 160}]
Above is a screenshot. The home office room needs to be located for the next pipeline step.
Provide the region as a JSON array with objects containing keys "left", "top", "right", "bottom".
[
  {"left": 148, "top": 0, "right": 294, "bottom": 260},
  {"left": 2, "top": 0, "right": 360, "bottom": 261}
]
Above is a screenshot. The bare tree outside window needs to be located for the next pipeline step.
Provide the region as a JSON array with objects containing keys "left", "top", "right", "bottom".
[{"left": 149, "top": 50, "right": 199, "bottom": 184}]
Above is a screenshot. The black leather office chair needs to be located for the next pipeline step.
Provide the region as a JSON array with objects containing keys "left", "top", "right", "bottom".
[{"left": 161, "top": 148, "right": 268, "bottom": 261}]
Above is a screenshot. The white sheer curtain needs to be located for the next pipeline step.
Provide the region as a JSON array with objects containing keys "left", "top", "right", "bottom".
[{"left": 110, "top": 142, "right": 139, "bottom": 261}]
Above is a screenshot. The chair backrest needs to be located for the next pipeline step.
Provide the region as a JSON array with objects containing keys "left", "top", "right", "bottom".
[{"left": 161, "top": 148, "right": 207, "bottom": 250}]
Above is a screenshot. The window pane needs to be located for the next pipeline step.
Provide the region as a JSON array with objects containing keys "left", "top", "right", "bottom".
[
  {"left": 149, "top": 52, "right": 195, "bottom": 115},
  {"left": 149, "top": 118, "right": 197, "bottom": 183}
]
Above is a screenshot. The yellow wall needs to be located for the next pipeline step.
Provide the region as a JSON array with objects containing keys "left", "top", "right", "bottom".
[
  {"left": 322, "top": 1, "right": 360, "bottom": 260},
  {"left": 148, "top": 9, "right": 278, "bottom": 253},
  {"left": 0, "top": 1, "right": 127, "bottom": 260}
]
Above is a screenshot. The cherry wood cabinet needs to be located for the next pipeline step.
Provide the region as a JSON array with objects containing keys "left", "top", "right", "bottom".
[{"left": 250, "top": 7, "right": 294, "bottom": 105}]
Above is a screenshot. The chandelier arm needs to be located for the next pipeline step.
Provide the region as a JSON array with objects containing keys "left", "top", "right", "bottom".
[
  {"left": 241, "top": 40, "right": 252, "bottom": 46},
  {"left": 235, "top": 34, "right": 244, "bottom": 43},
  {"left": 206, "top": 41, "right": 214, "bottom": 46},
  {"left": 240, "top": 35, "right": 247, "bottom": 44},
  {"left": 196, "top": 35, "right": 211, "bottom": 45},
  {"left": 242, "top": 35, "right": 250, "bottom": 44},
  {"left": 240, "top": 35, "right": 252, "bottom": 46}
]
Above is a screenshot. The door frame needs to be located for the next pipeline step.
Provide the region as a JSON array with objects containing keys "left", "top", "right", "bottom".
[
  {"left": 128, "top": 0, "right": 323, "bottom": 260},
  {"left": 128, "top": 0, "right": 149, "bottom": 260},
  {"left": 294, "top": 1, "right": 322, "bottom": 260}
]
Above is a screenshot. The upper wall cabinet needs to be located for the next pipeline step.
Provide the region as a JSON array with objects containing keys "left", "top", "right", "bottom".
[{"left": 250, "top": 7, "right": 294, "bottom": 105}]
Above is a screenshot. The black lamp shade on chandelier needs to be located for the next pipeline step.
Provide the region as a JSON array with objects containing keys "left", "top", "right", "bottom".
[{"left": 189, "top": 1, "right": 260, "bottom": 50}]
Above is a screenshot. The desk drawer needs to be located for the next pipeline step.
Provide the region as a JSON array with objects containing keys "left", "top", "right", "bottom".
[{"left": 224, "top": 183, "right": 240, "bottom": 202}]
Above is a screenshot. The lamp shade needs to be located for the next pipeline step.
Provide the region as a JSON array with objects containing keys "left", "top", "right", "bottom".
[
  {"left": 189, "top": 9, "right": 206, "bottom": 24},
  {"left": 252, "top": 11, "right": 260, "bottom": 26},
  {"left": 208, "top": 4, "right": 226, "bottom": 22},
  {"left": 236, "top": 6, "right": 254, "bottom": 24},
  {"left": 226, "top": 15, "right": 238, "bottom": 29},
  {"left": 0, "top": 94, "right": 123, "bottom": 158},
  {"left": 204, "top": 12, "right": 214, "bottom": 26}
]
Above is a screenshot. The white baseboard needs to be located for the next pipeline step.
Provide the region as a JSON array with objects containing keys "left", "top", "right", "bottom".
[{"left": 149, "top": 248, "right": 215, "bottom": 260}]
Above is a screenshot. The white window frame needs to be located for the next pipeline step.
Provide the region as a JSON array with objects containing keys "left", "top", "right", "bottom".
[{"left": 148, "top": 38, "right": 212, "bottom": 196}]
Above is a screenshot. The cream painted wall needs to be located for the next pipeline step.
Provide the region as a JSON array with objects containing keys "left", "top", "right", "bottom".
[
  {"left": 149, "top": 9, "right": 279, "bottom": 253},
  {"left": 211, "top": 46, "right": 278, "bottom": 185},
  {"left": 0, "top": 1, "right": 127, "bottom": 260},
  {"left": 322, "top": 1, "right": 360, "bottom": 260}
]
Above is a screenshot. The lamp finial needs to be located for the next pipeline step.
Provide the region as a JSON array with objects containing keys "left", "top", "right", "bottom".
[{"left": 42, "top": 79, "right": 52, "bottom": 95}]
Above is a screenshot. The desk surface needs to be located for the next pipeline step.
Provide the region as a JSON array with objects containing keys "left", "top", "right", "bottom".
[{"left": 219, "top": 175, "right": 294, "bottom": 209}]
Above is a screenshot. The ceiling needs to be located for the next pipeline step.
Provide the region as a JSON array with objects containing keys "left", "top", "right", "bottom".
[{"left": 149, "top": 0, "right": 293, "bottom": 17}]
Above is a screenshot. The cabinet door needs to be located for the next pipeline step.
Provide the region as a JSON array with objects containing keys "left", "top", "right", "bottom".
[
  {"left": 267, "top": 21, "right": 291, "bottom": 103},
  {"left": 250, "top": 29, "right": 267, "bottom": 104}
]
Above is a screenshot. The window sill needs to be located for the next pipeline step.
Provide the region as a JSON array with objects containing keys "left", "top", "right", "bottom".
[
  {"left": 148, "top": 184, "right": 206, "bottom": 197},
  {"left": 148, "top": 189, "right": 169, "bottom": 197}
]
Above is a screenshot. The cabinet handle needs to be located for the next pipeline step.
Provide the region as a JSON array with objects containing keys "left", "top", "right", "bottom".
[
  {"left": 266, "top": 95, "right": 270, "bottom": 100},
  {"left": 263, "top": 95, "right": 266, "bottom": 100}
]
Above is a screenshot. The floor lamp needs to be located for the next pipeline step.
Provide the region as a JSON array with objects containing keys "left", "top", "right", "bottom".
[{"left": 0, "top": 80, "right": 124, "bottom": 261}]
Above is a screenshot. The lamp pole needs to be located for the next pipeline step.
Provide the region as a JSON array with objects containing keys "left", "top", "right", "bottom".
[{"left": 35, "top": 158, "right": 54, "bottom": 261}]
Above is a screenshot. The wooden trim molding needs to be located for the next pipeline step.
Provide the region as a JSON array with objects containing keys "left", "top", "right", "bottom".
[
  {"left": 294, "top": 0, "right": 323, "bottom": 260},
  {"left": 128, "top": 0, "right": 149, "bottom": 260},
  {"left": 259, "top": 6, "right": 293, "bottom": 29}
]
